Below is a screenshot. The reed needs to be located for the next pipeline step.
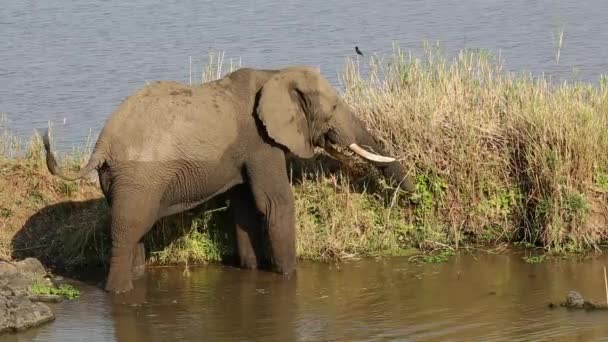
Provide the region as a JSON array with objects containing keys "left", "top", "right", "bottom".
[{"left": 604, "top": 266, "right": 608, "bottom": 305}]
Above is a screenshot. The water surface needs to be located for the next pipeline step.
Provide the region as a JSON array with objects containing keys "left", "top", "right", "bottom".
[
  {"left": 2, "top": 0, "right": 608, "bottom": 152},
  {"left": 5, "top": 252, "right": 608, "bottom": 341}
]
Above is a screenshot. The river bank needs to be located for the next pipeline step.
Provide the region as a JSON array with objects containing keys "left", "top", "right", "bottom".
[
  {"left": 1, "top": 47, "right": 608, "bottom": 273},
  {"left": 0, "top": 257, "right": 78, "bottom": 334}
]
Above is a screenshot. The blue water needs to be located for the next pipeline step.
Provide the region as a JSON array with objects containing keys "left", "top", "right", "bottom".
[{"left": 1, "top": 0, "right": 607, "bottom": 151}]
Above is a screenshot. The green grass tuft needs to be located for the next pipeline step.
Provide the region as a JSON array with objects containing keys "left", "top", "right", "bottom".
[
  {"left": 147, "top": 207, "right": 234, "bottom": 265},
  {"left": 31, "top": 280, "right": 80, "bottom": 300},
  {"left": 522, "top": 254, "right": 547, "bottom": 264},
  {"left": 407, "top": 249, "right": 455, "bottom": 264},
  {"left": 418, "top": 250, "right": 455, "bottom": 263}
]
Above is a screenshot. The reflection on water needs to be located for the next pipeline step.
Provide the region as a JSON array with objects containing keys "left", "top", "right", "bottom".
[{"left": 5, "top": 252, "right": 608, "bottom": 341}]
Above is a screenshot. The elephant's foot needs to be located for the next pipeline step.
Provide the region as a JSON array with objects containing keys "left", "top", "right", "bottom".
[
  {"left": 267, "top": 226, "right": 296, "bottom": 275},
  {"left": 105, "top": 250, "right": 134, "bottom": 294},
  {"left": 271, "top": 264, "right": 295, "bottom": 276},
  {"left": 237, "top": 243, "right": 260, "bottom": 270},
  {"left": 270, "top": 255, "right": 296, "bottom": 275},
  {"left": 239, "top": 256, "right": 258, "bottom": 270},
  {"left": 105, "top": 270, "right": 134, "bottom": 294},
  {"left": 132, "top": 243, "right": 146, "bottom": 280}
]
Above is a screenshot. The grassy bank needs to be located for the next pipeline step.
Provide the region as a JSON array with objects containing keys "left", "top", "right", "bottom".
[
  {"left": 2, "top": 44, "right": 608, "bottom": 271},
  {"left": 340, "top": 44, "right": 608, "bottom": 254}
]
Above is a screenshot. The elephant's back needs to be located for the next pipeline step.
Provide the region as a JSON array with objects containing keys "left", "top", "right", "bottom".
[{"left": 102, "top": 81, "right": 239, "bottom": 163}]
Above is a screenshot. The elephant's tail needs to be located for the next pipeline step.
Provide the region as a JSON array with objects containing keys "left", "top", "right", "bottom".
[{"left": 42, "top": 129, "right": 105, "bottom": 181}]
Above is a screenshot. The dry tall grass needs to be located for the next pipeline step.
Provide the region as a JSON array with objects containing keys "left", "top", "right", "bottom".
[
  {"left": 1, "top": 45, "right": 608, "bottom": 269},
  {"left": 341, "top": 43, "right": 608, "bottom": 253}
]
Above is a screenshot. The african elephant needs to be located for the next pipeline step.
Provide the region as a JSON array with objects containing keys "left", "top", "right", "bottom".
[{"left": 42, "top": 66, "right": 414, "bottom": 294}]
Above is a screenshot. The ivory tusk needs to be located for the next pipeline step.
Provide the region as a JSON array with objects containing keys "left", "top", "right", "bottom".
[{"left": 348, "top": 143, "right": 396, "bottom": 163}]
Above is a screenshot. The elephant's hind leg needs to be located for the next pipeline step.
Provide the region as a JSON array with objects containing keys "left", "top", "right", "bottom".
[
  {"left": 228, "top": 185, "right": 265, "bottom": 269},
  {"left": 105, "top": 193, "right": 160, "bottom": 293}
]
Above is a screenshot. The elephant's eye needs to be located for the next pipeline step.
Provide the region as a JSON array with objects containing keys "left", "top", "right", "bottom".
[{"left": 332, "top": 103, "right": 337, "bottom": 111}]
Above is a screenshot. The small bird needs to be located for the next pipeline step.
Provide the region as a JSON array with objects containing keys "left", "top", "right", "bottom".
[{"left": 355, "top": 46, "right": 364, "bottom": 57}]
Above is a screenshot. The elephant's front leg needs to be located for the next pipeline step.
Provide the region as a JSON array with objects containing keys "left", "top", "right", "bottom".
[
  {"left": 132, "top": 242, "right": 146, "bottom": 280},
  {"left": 227, "top": 185, "right": 265, "bottom": 269},
  {"left": 246, "top": 149, "right": 296, "bottom": 275}
]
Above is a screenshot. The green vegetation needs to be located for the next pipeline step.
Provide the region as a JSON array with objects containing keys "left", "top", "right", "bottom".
[
  {"left": 410, "top": 249, "right": 455, "bottom": 264},
  {"left": 2, "top": 43, "right": 608, "bottom": 271},
  {"left": 522, "top": 254, "right": 547, "bottom": 264},
  {"left": 147, "top": 207, "right": 233, "bottom": 265},
  {"left": 340, "top": 43, "right": 608, "bottom": 255},
  {"left": 31, "top": 280, "right": 80, "bottom": 300}
]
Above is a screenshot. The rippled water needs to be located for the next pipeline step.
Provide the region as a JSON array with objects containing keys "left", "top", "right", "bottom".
[
  {"left": 2, "top": 0, "right": 608, "bottom": 152},
  {"left": 4, "top": 252, "right": 608, "bottom": 341}
]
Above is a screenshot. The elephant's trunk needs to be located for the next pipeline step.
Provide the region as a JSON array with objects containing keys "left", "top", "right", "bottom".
[{"left": 348, "top": 114, "right": 415, "bottom": 192}]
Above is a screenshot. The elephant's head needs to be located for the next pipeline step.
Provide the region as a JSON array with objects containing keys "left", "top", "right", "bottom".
[{"left": 256, "top": 66, "right": 414, "bottom": 192}]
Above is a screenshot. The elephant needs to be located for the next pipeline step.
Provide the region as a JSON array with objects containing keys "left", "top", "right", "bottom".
[{"left": 42, "top": 65, "right": 414, "bottom": 294}]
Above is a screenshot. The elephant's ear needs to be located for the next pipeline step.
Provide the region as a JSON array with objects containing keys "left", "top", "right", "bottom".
[{"left": 256, "top": 67, "right": 317, "bottom": 159}]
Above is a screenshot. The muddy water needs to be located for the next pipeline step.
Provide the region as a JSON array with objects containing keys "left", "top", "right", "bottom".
[{"left": 4, "top": 252, "right": 608, "bottom": 341}]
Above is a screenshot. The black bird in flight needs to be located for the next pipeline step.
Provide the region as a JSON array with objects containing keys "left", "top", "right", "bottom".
[{"left": 355, "top": 46, "right": 364, "bottom": 57}]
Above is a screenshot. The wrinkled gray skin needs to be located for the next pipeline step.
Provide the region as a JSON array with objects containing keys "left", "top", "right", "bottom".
[{"left": 43, "top": 66, "right": 414, "bottom": 294}]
